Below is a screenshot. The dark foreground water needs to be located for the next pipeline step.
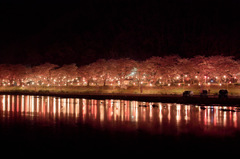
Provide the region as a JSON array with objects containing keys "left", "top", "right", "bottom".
[{"left": 0, "top": 95, "right": 240, "bottom": 156}]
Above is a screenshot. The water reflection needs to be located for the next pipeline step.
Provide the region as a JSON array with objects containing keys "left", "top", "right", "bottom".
[{"left": 0, "top": 95, "right": 240, "bottom": 135}]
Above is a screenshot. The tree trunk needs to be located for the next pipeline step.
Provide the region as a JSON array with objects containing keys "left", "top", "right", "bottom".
[{"left": 103, "top": 78, "right": 106, "bottom": 86}]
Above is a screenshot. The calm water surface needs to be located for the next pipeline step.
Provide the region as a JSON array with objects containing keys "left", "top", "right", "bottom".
[
  {"left": 1, "top": 95, "right": 240, "bottom": 136},
  {"left": 1, "top": 94, "right": 240, "bottom": 155}
]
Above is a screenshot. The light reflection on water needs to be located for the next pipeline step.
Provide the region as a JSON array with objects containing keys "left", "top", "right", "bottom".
[{"left": 1, "top": 95, "right": 240, "bottom": 136}]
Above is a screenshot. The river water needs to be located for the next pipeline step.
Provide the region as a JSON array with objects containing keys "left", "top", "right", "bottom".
[{"left": 0, "top": 95, "right": 240, "bottom": 155}]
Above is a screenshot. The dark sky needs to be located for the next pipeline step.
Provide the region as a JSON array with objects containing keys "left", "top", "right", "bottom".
[{"left": 1, "top": 0, "right": 240, "bottom": 66}]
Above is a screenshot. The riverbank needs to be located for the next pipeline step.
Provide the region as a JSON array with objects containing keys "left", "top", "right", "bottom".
[{"left": 0, "top": 86, "right": 240, "bottom": 106}]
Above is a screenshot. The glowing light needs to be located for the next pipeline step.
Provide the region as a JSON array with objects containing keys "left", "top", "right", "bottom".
[
  {"left": 188, "top": 84, "right": 190, "bottom": 86},
  {"left": 223, "top": 75, "right": 226, "bottom": 78},
  {"left": 195, "top": 76, "right": 198, "bottom": 78},
  {"left": 168, "top": 83, "right": 170, "bottom": 86},
  {"left": 219, "top": 83, "right": 222, "bottom": 86},
  {"left": 178, "top": 83, "right": 181, "bottom": 86}
]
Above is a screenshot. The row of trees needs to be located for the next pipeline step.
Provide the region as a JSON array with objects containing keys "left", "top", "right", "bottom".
[{"left": 0, "top": 55, "right": 239, "bottom": 87}]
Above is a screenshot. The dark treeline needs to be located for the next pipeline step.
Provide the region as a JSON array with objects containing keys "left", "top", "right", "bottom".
[{"left": 1, "top": 0, "right": 240, "bottom": 65}]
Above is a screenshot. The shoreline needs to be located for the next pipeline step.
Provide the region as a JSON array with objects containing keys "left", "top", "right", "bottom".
[{"left": 0, "top": 90, "right": 240, "bottom": 106}]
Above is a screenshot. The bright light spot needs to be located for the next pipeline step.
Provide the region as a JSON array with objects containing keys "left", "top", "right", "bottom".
[
  {"left": 188, "top": 84, "right": 190, "bottom": 86},
  {"left": 178, "top": 83, "right": 181, "bottom": 86},
  {"left": 219, "top": 83, "right": 222, "bottom": 86},
  {"left": 168, "top": 83, "right": 170, "bottom": 86},
  {"left": 195, "top": 76, "right": 198, "bottom": 78}
]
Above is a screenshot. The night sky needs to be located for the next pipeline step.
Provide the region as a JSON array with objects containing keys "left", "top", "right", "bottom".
[{"left": 1, "top": 0, "right": 240, "bottom": 66}]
